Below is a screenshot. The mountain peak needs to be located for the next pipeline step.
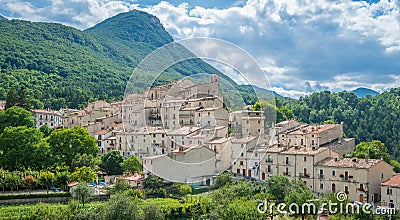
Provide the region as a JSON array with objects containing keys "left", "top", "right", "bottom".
[
  {"left": 85, "top": 10, "right": 173, "bottom": 48},
  {"left": 351, "top": 87, "right": 379, "bottom": 98}
]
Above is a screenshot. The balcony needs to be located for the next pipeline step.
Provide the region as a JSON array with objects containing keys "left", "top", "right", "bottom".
[
  {"left": 339, "top": 174, "right": 350, "bottom": 181},
  {"left": 299, "top": 173, "right": 310, "bottom": 178},
  {"left": 319, "top": 174, "right": 324, "bottom": 179},
  {"left": 148, "top": 113, "right": 161, "bottom": 120},
  {"left": 283, "top": 172, "right": 291, "bottom": 176},
  {"left": 181, "top": 122, "right": 194, "bottom": 125},
  {"left": 179, "top": 113, "right": 193, "bottom": 117},
  {"left": 266, "top": 158, "right": 273, "bottom": 163}
]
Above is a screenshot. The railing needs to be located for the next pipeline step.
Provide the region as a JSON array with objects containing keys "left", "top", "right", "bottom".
[
  {"left": 299, "top": 173, "right": 310, "bottom": 178},
  {"left": 319, "top": 174, "right": 324, "bottom": 179},
  {"left": 181, "top": 122, "right": 194, "bottom": 125},
  {"left": 148, "top": 114, "right": 161, "bottom": 120}
]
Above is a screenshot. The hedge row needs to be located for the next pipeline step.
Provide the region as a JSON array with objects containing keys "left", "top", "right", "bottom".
[{"left": 0, "top": 192, "right": 70, "bottom": 200}]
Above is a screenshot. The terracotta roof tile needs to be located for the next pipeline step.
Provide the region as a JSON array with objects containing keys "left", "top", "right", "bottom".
[{"left": 382, "top": 174, "right": 400, "bottom": 187}]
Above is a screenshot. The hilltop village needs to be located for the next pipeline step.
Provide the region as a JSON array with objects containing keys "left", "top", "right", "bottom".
[{"left": 31, "top": 75, "right": 396, "bottom": 206}]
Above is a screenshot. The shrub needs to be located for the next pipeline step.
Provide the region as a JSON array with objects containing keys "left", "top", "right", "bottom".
[
  {"left": 0, "top": 192, "right": 70, "bottom": 200},
  {"left": 145, "top": 188, "right": 166, "bottom": 198}
]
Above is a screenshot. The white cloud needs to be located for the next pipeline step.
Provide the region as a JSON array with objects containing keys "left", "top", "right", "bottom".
[{"left": 1, "top": 0, "right": 135, "bottom": 29}]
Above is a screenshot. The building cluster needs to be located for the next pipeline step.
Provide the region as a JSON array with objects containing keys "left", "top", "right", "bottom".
[{"left": 29, "top": 74, "right": 396, "bottom": 207}]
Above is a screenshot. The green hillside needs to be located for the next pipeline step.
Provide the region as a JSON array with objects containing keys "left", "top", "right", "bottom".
[{"left": 0, "top": 10, "right": 255, "bottom": 109}]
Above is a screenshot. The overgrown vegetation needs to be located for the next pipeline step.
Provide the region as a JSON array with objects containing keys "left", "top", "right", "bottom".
[{"left": 0, "top": 174, "right": 393, "bottom": 219}]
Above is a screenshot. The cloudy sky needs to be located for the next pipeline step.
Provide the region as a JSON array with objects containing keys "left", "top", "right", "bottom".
[{"left": 0, "top": 0, "right": 399, "bottom": 98}]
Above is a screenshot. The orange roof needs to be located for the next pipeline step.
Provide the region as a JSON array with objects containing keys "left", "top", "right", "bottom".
[
  {"left": 94, "top": 130, "right": 110, "bottom": 135},
  {"left": 109, "top": 122, "right": 122, "bottom": 127},
  {"left": 123, "top": 175, "right": 144, "bottom": 182},
  {"left": 382, "top": 174, "right": 400, "bottom": 188},
  {"left": 67, "top": 181, "right": 79, "bottom": 187}
]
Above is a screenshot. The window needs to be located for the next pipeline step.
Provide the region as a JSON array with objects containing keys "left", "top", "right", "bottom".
[
  {"left": 285, "top": 157, "right": 289, "bottom": 165},
  {"left": 241, "top": 152, "right": 243, "bottom": 157},
  {"left": 301, "top": 139, "right": 304, "bottom": 145},
  {"left": 304, "top": 157, "right": 307, "bottom": 162},
  {"left": 387, "top": 188, "right": 393, "bottom": 195},
  {"left": 332, "top": 170, "right": 336, "bottom": 176},
  {"left": 312, "top": 140, "right": 315, "bottom": 145},
  {"left": 332, "top": 183, "right": 336, "bottom": 192},
  {"left": 344, "top": 186, "right": 349, "bottom": 193},
  {"left": 267, "top": 165, "right": 271, "bottom": 173},
  {"left": 319, "top": 169, "right": 324, "bottom": 178},
  {"left": 320, "top": 183, "right": 324, "bottom": 189},
  {"left": 267, "top": 155, "right": 272, "bottom": 162},
  {"left": 344, "top": 171, "right": 349, "bottom": 180},
  {"left": 255, "top": 153, "right": 258, "bottom": 157},
  {"left": 240, "top": 161, "right": 244, "bottom": 166}
]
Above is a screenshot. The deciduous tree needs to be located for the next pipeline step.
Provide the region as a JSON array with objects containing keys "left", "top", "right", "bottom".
[
  {"left": 71, "top": 166, "right": 96, "bottom": 183},
  {"left": 38, "top": 170, "right": 55, "bottom": 193},
  {"left": 120, "top": 156, "right": 142, "bottom": 175},
  {"left": 70, "top": 184, "right": 94, "bottom": 207},
  {"left": 100, "top": 150, "right": 124, "bottom": 175},
  {"left": 0, "top": 106, "right": 35, "bottom": 133},
  {"left": 47, "top": 126, "right": 98, "bottom": 167},
  {"left": 22, "top": 175, "right": 37, "bottom": 194},
  {"left": 0, "top": 126, "right": 50, "bottom": 171}
]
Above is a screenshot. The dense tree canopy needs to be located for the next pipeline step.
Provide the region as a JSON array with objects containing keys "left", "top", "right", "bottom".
[
  {"left": 47, "top": 127, "right": 98, "bottom": 167},
  {"left": 70, "top": 166, "right": 96, "bottom": 183},
  {"left": 0, "top": 126, "right": 49, "bottom": 171},
  {"left": 0, "top": 106, "right": 35, "bottom": 133},
  {"left": 100, "top": 150, "right": 124, "bottom": 175},
  {"left": 349, "top": 140, "right": 390, "bottom": 162},
  {"left": 120, "top": 156, "right": 142, "bottom": 175}
]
